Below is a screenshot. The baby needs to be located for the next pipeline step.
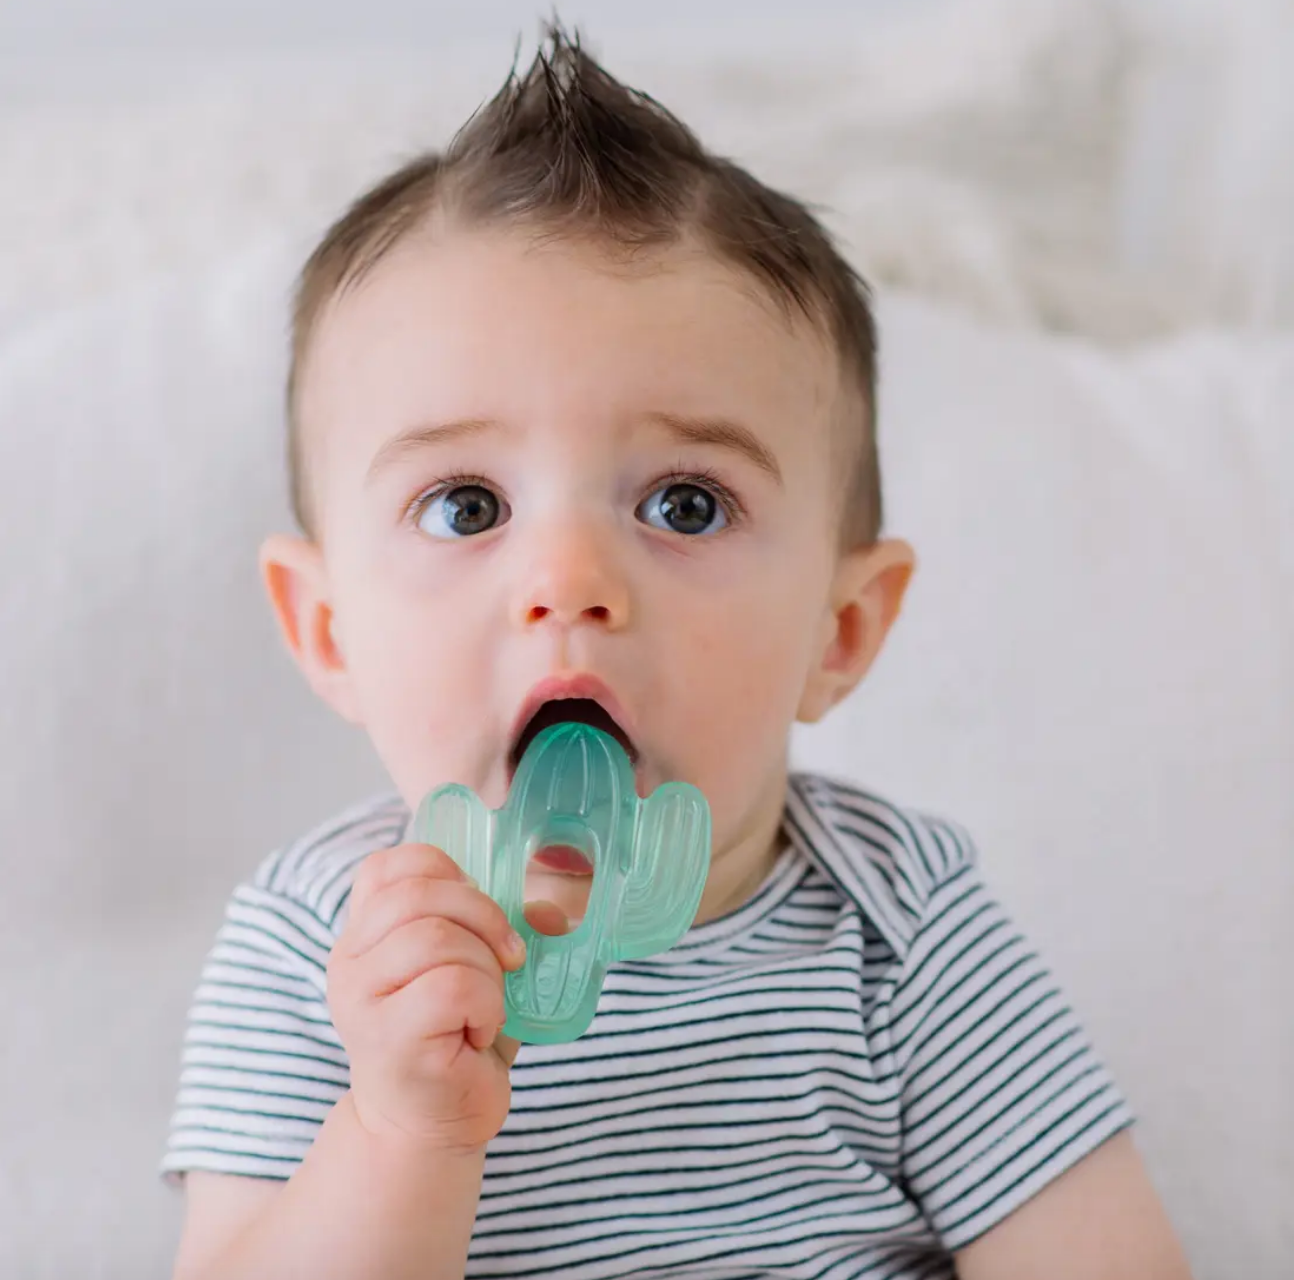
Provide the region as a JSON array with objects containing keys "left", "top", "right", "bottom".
[{"left": 161, "top": 26, "right": 1191, "bottom": 1280}]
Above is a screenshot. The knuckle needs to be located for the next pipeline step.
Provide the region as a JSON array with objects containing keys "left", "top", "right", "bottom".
[
  {"left": 353, "top": 842, "right": 455, "bottom": 896},
  {"left": 368, "top": 872, "right": 441, "bottom": 932},
  {"left": 353, "top": 844, "right": 398, "bottom": 889},
  {"left": 419, "top": 844, "right": 465, "bottom": 881},
  {"left": 415, "top": 914, "right": 458, "bottom": 955},
  {"left": 393, "top": 969, "right": 455, "bottom": 1034},
  {"left": 410, "top": 876, "right": 453, "bottom": 916},
  {"left": 437, "top": 963, "right": 484, "bottom": 1010}
]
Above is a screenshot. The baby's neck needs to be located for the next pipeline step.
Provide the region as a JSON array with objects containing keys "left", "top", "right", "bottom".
[{"left": 693, "top": 775, "right": 789, "bottom": 925}]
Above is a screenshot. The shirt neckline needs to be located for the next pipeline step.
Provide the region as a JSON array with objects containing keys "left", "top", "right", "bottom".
[{"left": 631, "top": 832, "right": 808, "bottom": 965}]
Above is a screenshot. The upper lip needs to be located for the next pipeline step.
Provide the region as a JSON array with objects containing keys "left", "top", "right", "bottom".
[{"left": 508, "top": 673, "right": 638, "bottom": 772}]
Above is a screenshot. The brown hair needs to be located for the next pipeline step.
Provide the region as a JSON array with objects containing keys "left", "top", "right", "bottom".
[{"left": 287, "top": 23, "right": 881, "bottom": 546}]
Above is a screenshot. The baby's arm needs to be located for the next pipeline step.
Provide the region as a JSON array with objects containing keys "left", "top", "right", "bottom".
[
  {"left": 953, "top": 1130, "right": 1192, "bottom": 1279},
  {"left": 170, "top": 842, "right": 528, "bottom": 1280},
  {"left": 884, "top": 822, "right": 1193, "bottom": 1276},
  {"left": 172, "top": 1096, "right": 488, "bottom": 1280}
]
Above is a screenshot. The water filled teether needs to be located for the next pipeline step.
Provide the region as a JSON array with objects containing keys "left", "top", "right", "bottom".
[{"left": 412, "top": 722, "right": 711, "bottom": 1044}]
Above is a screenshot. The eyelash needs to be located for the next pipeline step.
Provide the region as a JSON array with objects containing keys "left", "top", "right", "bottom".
[
  {"left": 404, "top": 470, "right": 495, "bottom": 524},
  {"left": 404, "top": 465, "right": 747, "bottom": 527},
  {"left": 654, "top": 464, "right": 746, "bottom": 525}
]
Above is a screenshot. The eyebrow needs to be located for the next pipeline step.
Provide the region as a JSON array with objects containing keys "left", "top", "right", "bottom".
[
  {"left": 365, "top": 418, "right": 501, "bottom": 485},
  {"left": 644, "top": 411, "right": 783, "bottom": 485},
  {"left": 364, "top": 410, "right": 784, "bottom": 486}
]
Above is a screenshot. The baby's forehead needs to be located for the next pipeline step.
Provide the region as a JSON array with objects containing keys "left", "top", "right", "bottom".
[
  {"left": 322, "top": 226, "right": 832, "bottom": 352},
  {"left": 299, "top": 228, "right": 845, "bottom": 464}
]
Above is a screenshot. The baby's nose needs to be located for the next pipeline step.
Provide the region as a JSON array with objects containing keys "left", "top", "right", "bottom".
[{"left": 513, "top": 522, "right": 630, "bottom": 631}]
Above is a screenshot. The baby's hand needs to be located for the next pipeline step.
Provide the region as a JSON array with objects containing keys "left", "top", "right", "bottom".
[{"left": 327, "top": 843, "right": 528, "bottom": 1154}]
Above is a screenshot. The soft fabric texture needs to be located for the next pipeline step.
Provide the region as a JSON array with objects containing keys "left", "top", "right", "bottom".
[
  {"left": 5, "top": 0, "right": 1294, "bottom": 339},
  {"left": 1, "top": 2, "right": 1291, "bottom": 1277},
  {"left": 161, "top": 775, "right": 1133, "bottom": 1277}
]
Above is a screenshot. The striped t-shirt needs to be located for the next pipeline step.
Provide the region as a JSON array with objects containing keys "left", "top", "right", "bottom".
[{"left": 161, "top": 773, "right": 1133, "bottom": 1278}]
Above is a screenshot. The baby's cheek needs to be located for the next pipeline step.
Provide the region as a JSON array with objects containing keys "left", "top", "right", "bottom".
[
  {"left": 338, "top": 585, "right": 500, "bottom": 796},
  {"left": 676, "top": 603, "right": 806, "bottom": 779}
]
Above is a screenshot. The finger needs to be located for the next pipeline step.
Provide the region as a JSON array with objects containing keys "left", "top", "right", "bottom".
[
  {"left": 383, "top": 962, "right": 506, "bottom": 1046},
  {"left": 355, "top": 915, "right": 506, "bottom": 1000},
  {"left": 523, "top": 899, "right": 572, "bottom": 938},
  {"left": 347, "top": 842, "right": 468, "bottom": 918},
  {"left": 341, "top": 876, "right": 525, "bottom": 972}
]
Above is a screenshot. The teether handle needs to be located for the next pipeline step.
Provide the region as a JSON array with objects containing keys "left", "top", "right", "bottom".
[
  {"left": 414, "top": 785, "right": 496, "bottom": 897},
  {"left": 615, "top": 783, "right": 710, "bottom": 960}
]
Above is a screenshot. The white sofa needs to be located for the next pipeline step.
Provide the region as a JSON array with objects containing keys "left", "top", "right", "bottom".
[{"left": 1, "top": 5, "right": 1290, "bottom": 1276}]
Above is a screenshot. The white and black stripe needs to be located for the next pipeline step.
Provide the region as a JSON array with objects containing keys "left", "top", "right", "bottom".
[{"left": 161, "top": 775, "right": 1133, "bottom": 1278}]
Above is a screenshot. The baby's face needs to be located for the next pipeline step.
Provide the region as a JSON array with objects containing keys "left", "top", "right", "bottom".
[{"left": 288, "top": 227, "right": 870, "bottom": 921}]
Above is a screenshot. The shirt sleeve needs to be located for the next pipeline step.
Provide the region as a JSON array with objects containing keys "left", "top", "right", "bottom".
[
  {"left": 887, "top": 850, "right": 1135, "bottom": 1250},
  {"left": 159, "top": 878, "right": 350, "bottom": 1185}
]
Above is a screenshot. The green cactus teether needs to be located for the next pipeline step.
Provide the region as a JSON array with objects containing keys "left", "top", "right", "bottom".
[{"left": 412, "top": 722, "right": 711, "bottom": 1044}]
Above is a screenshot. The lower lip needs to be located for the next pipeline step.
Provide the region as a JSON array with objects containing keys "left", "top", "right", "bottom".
[{"left": 529, "top": 845, "right": 595, "bottom": 876}]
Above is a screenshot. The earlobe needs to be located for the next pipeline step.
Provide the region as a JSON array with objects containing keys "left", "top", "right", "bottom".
[
  {"left": 796, "top": 538, "right": 916, "bottom": 724},
  {"left": 259, "top": 533, "right": 364, "bottom": 725}
]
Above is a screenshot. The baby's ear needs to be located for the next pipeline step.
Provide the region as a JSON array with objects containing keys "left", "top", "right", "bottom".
[
  {"left": 796, "top": 538, "right": 915, "bottom": 724},
  {"left": 259, "top": 534, "right": 364, "bottom": 725}
]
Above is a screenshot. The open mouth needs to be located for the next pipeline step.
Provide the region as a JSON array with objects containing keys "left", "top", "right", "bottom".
[
  {"left": 509, "top": 689, "right": 639, "bottom": 882},
  {"left": 508, "top": 696, "right": 638, "bottom": 778}
]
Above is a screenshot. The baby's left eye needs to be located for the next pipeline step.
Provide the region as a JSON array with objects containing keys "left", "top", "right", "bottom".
[{"left": 636, "top": 482, "right": 729, "bottom": 536}]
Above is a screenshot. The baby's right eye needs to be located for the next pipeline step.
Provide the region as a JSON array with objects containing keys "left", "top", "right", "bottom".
[{"left": 416, "top": 483, "right": 510, "bottom": 539}]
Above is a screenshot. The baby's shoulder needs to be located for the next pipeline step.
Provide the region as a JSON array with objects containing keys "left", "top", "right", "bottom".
[
  {"left": 787, "top": 771, "right": 981, "bottom": 953},
  {"left": 248, "top": 791, "right": 411, "bottom": 931}
]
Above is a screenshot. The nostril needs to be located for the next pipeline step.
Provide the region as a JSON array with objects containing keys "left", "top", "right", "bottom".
[{"left": 524, "top": 604, "right": 612, "bottom": 625}]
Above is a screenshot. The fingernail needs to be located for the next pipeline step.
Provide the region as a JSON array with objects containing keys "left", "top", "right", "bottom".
[{"left": 507, "top": 929, "right": 526, "bottom": 959}]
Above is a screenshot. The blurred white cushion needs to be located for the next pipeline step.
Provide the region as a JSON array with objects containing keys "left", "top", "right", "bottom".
[
  {"left": 796, "top": 296, "right": 1294, "bottom": 1272},
  {"left": 5, "top": 0, "right": 1293, "bottom": 340},
  {"left": 0, "top": 234, "right": 1289, "bottom": 1279}
]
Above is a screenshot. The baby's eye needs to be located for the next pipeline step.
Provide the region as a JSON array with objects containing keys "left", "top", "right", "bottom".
[
  {"left": 416, "top": 484, "right": 509, "bottom": 538},
  {"left": 636, "top": 481, "right": 729, "bottom": 536}
]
